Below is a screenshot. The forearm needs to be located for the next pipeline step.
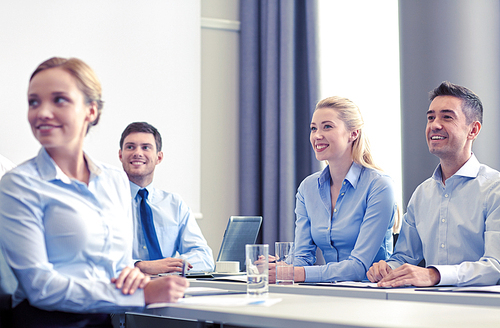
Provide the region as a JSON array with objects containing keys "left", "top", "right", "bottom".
[
  {"left": 302, "top": 257, "right": 367, "bottom": 283},
  {"left": 432, "top": 258, "right": 500, "bottom": 286},
  {"left": 134, "top": 259, "right": 175, "bottom": 275},
  {"left": 180, "top": 249, "right": 215, "bottom": 272},
  {"left": 15, "top": 270, "right": 145, "bottom": 312}
]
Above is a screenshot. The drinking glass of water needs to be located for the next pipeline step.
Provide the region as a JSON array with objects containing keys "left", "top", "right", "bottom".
[
  {"left": 245, "top": 244, "right": 269, "bottom": 297},
  {"left": 275, "top": 242, "right": 294, "bottom": 285}
]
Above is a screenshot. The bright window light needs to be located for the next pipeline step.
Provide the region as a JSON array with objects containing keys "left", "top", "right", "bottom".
[{"left": 317, "top": 0, "right": 402, "bottom": 210}]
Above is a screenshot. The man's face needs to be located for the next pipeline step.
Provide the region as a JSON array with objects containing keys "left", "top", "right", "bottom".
[
  {"left": 119, "top": 132, "right": 163, "bottom": 186},
  {"left": 426, "top": 95, "right": 473, "bottom": 162}
]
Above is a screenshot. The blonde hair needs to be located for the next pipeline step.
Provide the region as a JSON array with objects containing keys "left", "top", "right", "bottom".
[
  {"left": 315, "top": 96, "right": 382, "bottom": 171},
  {"left": 315, "top": 97, "right": 401, "bottom": 234},
  {"left": 30, "top": 57, "right": 104, "bottom": 133}
]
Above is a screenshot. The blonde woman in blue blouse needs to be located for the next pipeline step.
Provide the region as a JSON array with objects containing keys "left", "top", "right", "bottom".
[
  {"left": 270, "top": 96, "right": 397, "bottom": 283},
  {"left": 0, "top": 57, "right": 188, "bottom": 327}
]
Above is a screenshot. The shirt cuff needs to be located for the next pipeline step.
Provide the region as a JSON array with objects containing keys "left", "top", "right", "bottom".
[
  {"left": 303, "top": 266, "right": 321, "bottom": 283},
  {"left": 428, "top": 265, "right": 457, "bottom": 286},
  {"left": 386, "top": 261, "right": 401, "bottom": 270}
]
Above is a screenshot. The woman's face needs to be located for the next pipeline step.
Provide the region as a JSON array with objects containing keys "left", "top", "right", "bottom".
[
  {"left": 27, "top": 67, "right": 96, "bottom": 153},
  {"left": 310, "top": 107, "right": 354, "bottom": 163}
]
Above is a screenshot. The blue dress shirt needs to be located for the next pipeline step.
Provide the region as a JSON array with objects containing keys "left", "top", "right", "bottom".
[
  {"left": 295, "top": 163, "right": 396, "bottom": 282},
  {"left": 130, "top": 182, "right": 214, "bottom": 272},
  {"left": 0, "top": 148, "right": 145, "bottom": 312},
  {"left": 388, "top": 154, "right": 500, "bottom": 286}
]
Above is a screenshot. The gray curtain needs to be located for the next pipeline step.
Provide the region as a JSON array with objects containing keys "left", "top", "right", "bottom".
[{"left": 239, "top": 0, "right": 321, "bottom": 251}]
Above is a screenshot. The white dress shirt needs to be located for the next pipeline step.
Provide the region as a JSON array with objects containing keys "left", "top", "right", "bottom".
[{"left": 389, "top": 154, "right": 500, "bottom": 286}]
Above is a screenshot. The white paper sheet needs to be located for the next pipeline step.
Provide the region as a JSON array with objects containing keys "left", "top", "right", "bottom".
[{"left": 178, "top": 296, "right": 282, "bottom": 307}]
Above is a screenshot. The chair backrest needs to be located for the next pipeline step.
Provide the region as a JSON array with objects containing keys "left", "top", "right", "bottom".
[{"left": 0, "top": 293, "right": 13, "bottom": 328}]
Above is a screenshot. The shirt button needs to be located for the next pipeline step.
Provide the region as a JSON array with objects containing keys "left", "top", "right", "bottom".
[
  {"left": 445, "top": 194, "right": 449, "bottom": 198},
  {"left": 143, "top": 246, "right": 147, "bottom": 249},
  {"left": 441, "top": 244, "right": 445, "bottom": 248},
  {"left": 343, "top": 181, "right": 346, "bottom": 185},
  {"left": 341, "top": 193, "right": 344, "bottom": 196},
  {"left": 334, "top": 208, "right": 337, "bottom": 213},
  {"left": 441, "top": 219, "right": 445, "bottom": 223}
]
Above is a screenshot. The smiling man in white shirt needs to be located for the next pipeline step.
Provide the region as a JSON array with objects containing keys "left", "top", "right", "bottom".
[
  {"left": 367, "top": 81, "right": 500, "bottom": 287},
  {"left": 119, "top": 122, "right": 214, "bottom": 275}
]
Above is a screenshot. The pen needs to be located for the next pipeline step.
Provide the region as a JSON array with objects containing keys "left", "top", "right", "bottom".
[{"left": 181, "top": 259, "right": 187, "bottom": 277}]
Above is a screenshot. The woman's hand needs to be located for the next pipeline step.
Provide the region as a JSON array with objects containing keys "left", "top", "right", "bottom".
[
  {"left": 111, "top": 266, "right": 150, "bottom": 295},
  {"left": 268, "top": 262, "right": 277, "bottom": 284},
  {"left": 144, "top": 276, "right": 189, "bottom": 304}
]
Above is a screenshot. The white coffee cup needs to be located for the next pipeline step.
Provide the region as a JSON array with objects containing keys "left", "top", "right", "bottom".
[{"left": 215, "top": 261, "right": 240, "bottom": 273}]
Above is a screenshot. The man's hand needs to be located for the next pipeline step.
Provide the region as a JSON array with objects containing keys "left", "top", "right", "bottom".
[
  {"left": 367, "top": 260, "right": 393, "bottom": 283},
  {"left": 135, "top": 258, "right": 193, "bottom": 275},
  {"left": 144, "top": 276, "right": 189, "bottom": 304},
  {"left": 111, "top": 266, "right": 150, "bottom": 295},
  {"left": 376, "top": 263, "right": 440, "bottom": 287}
]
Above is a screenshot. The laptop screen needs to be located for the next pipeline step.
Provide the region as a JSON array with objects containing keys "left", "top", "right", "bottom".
[{"left": 216, "top": 216, "right": 262, "bottom": 272}]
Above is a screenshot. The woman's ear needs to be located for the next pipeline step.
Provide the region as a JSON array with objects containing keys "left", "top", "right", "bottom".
[
  {"left": 350, "top": 129, "right": 359, "bottom": 142},
  {"left": 86, "top": 101, "right": 98, "bottom": 124}
]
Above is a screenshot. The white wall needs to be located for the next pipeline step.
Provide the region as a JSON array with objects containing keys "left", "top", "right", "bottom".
[
  {"left": 199, "top": 0, "right": 240, "bottom": 256},
  {"left": 0, "top": 0, "right": 243, "bottom": 261},
  {"left": 0, "top": 0, "right": 201, "bottom": 212}
]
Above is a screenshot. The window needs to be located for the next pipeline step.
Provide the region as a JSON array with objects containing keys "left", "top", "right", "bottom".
[{"left": 318, "top": 0, "right": 402, "bottom": 209}]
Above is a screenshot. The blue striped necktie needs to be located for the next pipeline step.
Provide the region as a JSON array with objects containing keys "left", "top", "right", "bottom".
[{"left": 138, "top": 188, "right": 162, "bottom": 260}]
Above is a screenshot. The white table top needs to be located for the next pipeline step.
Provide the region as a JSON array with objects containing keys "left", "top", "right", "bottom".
[
  {"left": 190, "top": 279, "right": 388, "bottom": 299},
  {"left": 144, "top": 292, "right": 500, "bottom": 328},
  {"left": 386, "top": 286, "right": 500, "bottom": 307},
  {"left": 189, "top": 279, "right": 500, "bottom": 306}
]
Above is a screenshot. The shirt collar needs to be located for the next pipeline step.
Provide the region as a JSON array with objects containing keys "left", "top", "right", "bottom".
[
  {"left": 129, "top": 181, "right": 153, "bottom": 199},
  {"left": 318, "top": 162, "right": 362, "bottom": 189},
  {"left": 34, "top": 148, "right": 102, "bottom": 184},
  {"left": 432, "top": 153, "right": 480, "bottom": 181}
]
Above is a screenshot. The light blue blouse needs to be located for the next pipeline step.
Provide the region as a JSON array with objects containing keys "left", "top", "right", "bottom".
[
  {"left": 0, "top": 148, "right": 145, "bottom": 312},
  {"left": 130, "top": 182, "right": 214, "bottom": 272},
  {"left": 294, "top": 163, "right": 396, "bottom": 282}
]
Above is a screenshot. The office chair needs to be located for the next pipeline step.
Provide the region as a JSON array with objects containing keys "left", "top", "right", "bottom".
[{"left": 0, "top": 293, "right": 13, "bottom": 328}]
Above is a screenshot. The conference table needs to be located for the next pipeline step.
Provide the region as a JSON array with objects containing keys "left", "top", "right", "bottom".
[
  {"left": 189, "top": 279, "right": 500, "bottom": 307},
  {"left": 125, "top": 278, "right": 500, "bottom": 327}
]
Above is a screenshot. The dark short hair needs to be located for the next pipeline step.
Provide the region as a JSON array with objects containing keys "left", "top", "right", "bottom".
[
  {"left": 119, "top": 122, "right": 162, "bottom": 151},
  {"left": 429, "top": 81, "right": 483, "bottom": 124}
]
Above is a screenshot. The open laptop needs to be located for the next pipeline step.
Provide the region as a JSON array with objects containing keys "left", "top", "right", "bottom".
[{"left": 186, "top": 215, "right": 262, "bottom": 277}]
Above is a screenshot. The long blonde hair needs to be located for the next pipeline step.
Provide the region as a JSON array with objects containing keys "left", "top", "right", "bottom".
[{"left": 315, "top": 96, "right": 382, "bottom": 171}]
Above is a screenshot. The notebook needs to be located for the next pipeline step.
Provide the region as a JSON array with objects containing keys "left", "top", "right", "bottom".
[{"left": 186, "top": 215, "right": 262, "bottom": 277}]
